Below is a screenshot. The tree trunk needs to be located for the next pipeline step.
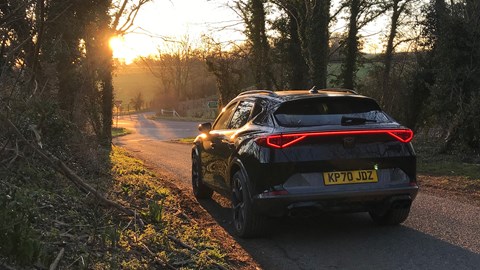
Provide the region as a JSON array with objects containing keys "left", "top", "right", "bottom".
[
  {"left": 246, "top": 0, "right": 274, "bottom": 89},
  {"left": 342, "top": 0, "right": 360, "bottom": 89},
  {"left": 52, "top": 2, "right": 79, "bottom": 119},
  {"left": 383, "top": 1, "right": 399, "bottom": 91},
  {"left": 382, "top": 0, "right": 405, "bottom": 106},
  {"left": 287, "top": 11, "right": 308, "bottom": 89},
  {"left": 434, "top": 0, "right": 447, "bottom": 41},
  {"left": 291, "top": 0, "right": 330, "bottom": 88},
  {"left": 57, "top": 54, "right": 77, "bottom": 118},
  {"left": 100, "top": 37, "right": 113, "bottom": 147},
  {"left": 97, "top": 0, "right": 114, "bottom": 147},
  {"left": 309, "top": 0, "right": 330, "bottom": 88}
]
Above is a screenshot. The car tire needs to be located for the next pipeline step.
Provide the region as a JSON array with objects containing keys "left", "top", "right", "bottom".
[
  {"left": 231, "top": 171, "right": 268, "bottom": 238},
  {"left": 369, "top": 206, "right": 411, "bottom": 225},
  {"left": 192, "top": 153, "right": 213, "bottom": 199}
]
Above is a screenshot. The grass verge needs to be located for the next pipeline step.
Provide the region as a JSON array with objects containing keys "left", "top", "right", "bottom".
[
  {"left": 415, "top": 136, "right": 479, "bottom": 179},
  {"left": 417, "top": 155, "right": 480, "bottom": 203},
  {"left": 0, "top": 146, "right": 230, "bottom": 269},
  {"left": 418, "top": 159, "right": 480, "bottom": 179},
  {"left": 414, "top": 137, "right": 479, "bottom": 203},
  {"left": 171, "top": 137, "right": 195, "bottom": 144},
  {"left": 150, "top": 115, "right": 214, "bottom": 123},
  {"left": 112, "top": 127, "right": 132, "bottom": 137},
  {"left": 103, "top": 146, "right": 229, "bottom": 269}
]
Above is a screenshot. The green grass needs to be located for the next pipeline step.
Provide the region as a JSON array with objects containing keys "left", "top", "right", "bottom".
[
  {"left": 327, "top": 62, "right": 377, "bottom": 87},
  {"left": 0, "top": 144, "right": 230, "bottom": 268},
  {"left": 107, "top": 146, "right": 229, "bottom": 269},
  {"left": 171, "top": 137, "right": 195, "bottom": 144},
  {"left": 417, "top": 158, "right": 480, "bottom": 179},
  {"left": 414, "top": 136, "right": 480, "bottom": 180},
  {"left": 117, "top": 108, "right": 152, "bottom": 116},
  {"left": 112, "top": 127, "right": 132, "bottom": 137},
  {"left": 150, "top": 115, "right": 213, "bottom": 123}
]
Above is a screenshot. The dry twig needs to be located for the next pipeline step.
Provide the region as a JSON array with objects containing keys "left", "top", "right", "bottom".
[{"left": 49, "top": 248, "right": 65, "bottom": 270}]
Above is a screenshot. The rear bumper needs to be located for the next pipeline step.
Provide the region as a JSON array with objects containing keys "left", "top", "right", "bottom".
[{"left": 251, "top": 185, "right": 418, "bottom": 217}]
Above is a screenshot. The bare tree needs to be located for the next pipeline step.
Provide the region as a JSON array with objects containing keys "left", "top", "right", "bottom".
[
  {"left": 339, "top": 0, "right": 386, "bottom": 89},
  {"left": 203, "top": 38, "right": 251, "bottom": 107},
  {"left": 382, "top": 0, "right": 414, "bottom": 105},
  {"left": 159, "top": 37, "right": 193, "bottom": 101}
]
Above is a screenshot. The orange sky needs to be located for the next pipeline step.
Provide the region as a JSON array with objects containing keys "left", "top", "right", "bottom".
[
  {"left": 110, "top": 0, "right": 392, "bottom": 63},
  {"left": 110, "top": 0, "right": 242, "bottom": 63}
]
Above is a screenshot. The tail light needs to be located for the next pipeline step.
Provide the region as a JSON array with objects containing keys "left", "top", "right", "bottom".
[
  {"left": 256, "top": 129, "right": 413, "bottom": 148},
  {"left": 265, "top": 134, "right": 306, "bottom": 148},
  {"left": 257, "top": 189, "right": 289, "bottom": 198},
  {"left": 388, "top": 129, "right": 414, "bottom": 143}
]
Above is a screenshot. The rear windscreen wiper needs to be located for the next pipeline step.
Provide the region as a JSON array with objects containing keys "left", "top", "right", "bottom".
[{"left": 341, "top": 116, "right": 377, "bottom": 125}]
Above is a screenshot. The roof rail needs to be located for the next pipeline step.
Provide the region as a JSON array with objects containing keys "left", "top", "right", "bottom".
[
  {"left": 318, "top": 88, "right": 358, "bottom": 95},
  {"left": 238, "top": 90, "right": 276, "bottom": 96}
]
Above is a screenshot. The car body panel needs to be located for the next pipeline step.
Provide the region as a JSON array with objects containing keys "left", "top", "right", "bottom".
[
  {"left": 193, "top": 89, "right": 418, "bottom": 217},
  {"left": 200, "top": 129, "right": 236, "bottom": 193}
]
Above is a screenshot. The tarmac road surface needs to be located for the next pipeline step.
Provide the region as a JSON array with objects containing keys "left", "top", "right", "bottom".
[{"left": 114, "top": 113, "right": 480, "bottom": 270}]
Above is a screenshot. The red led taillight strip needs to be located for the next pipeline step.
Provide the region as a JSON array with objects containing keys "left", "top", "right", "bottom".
[
  {"left": 266, "top": 134, "right": 307, "bottom": 148},
  {"left": 259, "top": 129, "right": 413, "bottom": 148}
]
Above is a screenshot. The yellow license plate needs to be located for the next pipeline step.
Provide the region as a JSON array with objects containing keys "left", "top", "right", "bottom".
[{"left": 323, "top": 170, "right": 378, "bottom": 185}]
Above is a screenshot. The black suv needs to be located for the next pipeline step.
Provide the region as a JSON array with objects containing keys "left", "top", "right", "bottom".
[{"left": 192, "top": 89, "right": 418, "bottom": 237}]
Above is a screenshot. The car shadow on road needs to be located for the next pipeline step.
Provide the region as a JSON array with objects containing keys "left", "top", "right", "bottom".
[{"left": 198, "top": 197, "right": 480, "bottom": 270}]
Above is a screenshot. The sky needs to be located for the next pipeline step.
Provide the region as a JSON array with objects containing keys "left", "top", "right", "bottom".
[
  {"left": 110, "top": 0, "right": 388, "bottom": 64},
  {"left": 111, "top": 0, "right": 243, "bottom": 63}
]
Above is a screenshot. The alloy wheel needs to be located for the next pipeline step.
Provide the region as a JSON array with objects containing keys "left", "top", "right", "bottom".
[
  {"left": 192, "top": 156, "right": 200, "bottom": 191},
  {"left": 232, "top": 176, "right": 246, "bottom": 232}
]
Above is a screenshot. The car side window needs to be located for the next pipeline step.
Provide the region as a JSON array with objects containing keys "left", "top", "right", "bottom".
[
  {"left": 213, "top": 102, "right": 237, "bottom": 130},
  {"left": 252, "top": 99, "right": 270, "bottom": 125},
  {"left": 229, "top": 100, "right": 255, "bottom": 129},
  {"left": 250, "top": 100, "right": 263, "bottom": 120}
]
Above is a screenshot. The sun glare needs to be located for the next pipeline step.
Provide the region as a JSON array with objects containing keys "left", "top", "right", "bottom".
[
  {"left": 109, "top": 36, "right": 122, "bottom": 51},
  {"left": 109, "top": 36, "right": 136, "bottom": 65},
  {"left": 109, "top": 35, "right": 159, "bottom": 65}
]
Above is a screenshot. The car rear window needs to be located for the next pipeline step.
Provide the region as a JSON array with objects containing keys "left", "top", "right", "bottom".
[{"left": 274, "top": 97, "right": 391, "bottom": 127}]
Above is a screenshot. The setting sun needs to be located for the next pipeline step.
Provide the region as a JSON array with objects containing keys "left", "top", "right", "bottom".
[
  {"left": 110, "top": 36, "right": 136, "bottom": 64},
  {"left": 109, "top": 33, "right": 162, "bottom": 64},
  {"left": 109, "top": 36, "right": 122, "bottom": 51},
  {"left": 108, "top": 1, "right": 244, "bottom": 64}
]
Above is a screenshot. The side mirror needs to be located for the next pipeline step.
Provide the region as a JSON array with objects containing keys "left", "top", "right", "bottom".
[{"left": 198, "top": 122, "right": 212, "bottom": 134}]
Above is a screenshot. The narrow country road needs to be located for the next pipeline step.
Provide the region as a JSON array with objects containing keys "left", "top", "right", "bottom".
[
  {"left": 114, "top": 113, "right": 200, "bottom": 181},
  {"left": 114, "top": 113, "right": 480, "bottom": 270}
]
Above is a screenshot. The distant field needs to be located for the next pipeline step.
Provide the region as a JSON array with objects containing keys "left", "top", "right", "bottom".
[
  {"left": 113, "top": 66, "right": 159, "bottom": 104},
  {"left": 327, "top": 62, "right": 377, "bottom": 87},
  {"left": 113, "top": 62, "right": 378, "bottom": 106}
]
